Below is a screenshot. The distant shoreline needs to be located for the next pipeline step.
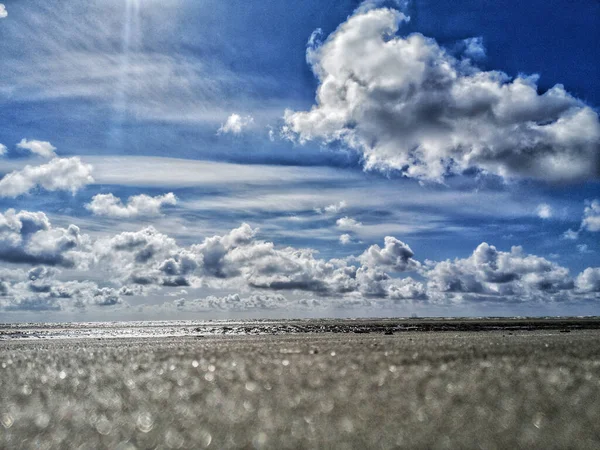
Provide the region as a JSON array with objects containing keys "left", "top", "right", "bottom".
[{"left": 2, "top": 317, "right": 600, "bottom": 341}]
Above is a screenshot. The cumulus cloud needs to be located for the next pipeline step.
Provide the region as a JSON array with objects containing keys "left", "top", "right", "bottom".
[
  {"left": 86, "top": 192, "right": 177, "bottom": 218},
  {"left": 94, "top": 226, "right": 192, "bottom": 287},
  {"left": 0, "top": 157, "right": 94, "bottom": 197},
  {"left": 536, "top": 203, "right": 553, "bottom": 219},
  {"left": 0, "top": 144, "right": 6, "bottom": 156},
  {"left": 0, "top": 276, "right": 123, "bottom": 311},
  {"left": 2, "top": 209, "right": 599, "bottom": 312},
  {"left": 171, "top": 293, "right": 289, "bottom": 312},
  {"left": 462, "top": 37, "right": 486, "bottom": 60},
  {"left": 283, "top": 7, "right": 600, "bottom": 182},
  {"left": 0, "top": 209, "right": 90, "bottom": 267},
  {"left": 425, "top": 243, "right": 574, "bottom": 303},
  {"left": 218, "top": 113, "right": 254, "bottom": 135},
  {"left": 316, "top": 200, "right": 347, "bottom": 214},
  {"left": 360, "top": 236, "right": 420, "bottom": 272},
  {"left": 576, "top": 268, "right": 600, "bottom": 293},
  {"left": 16, "top": 138, "right": 57, "bottom": 158},
  {"left": 94, "top": 222, "right": 424, "bottom": 298},
  {"left": 582, "top": 200, "right": 600, "bottom": 232},
  {"left": 562, "top": 199, "right": 600, "bottom": 239},
  {"left": 339, "top": 234, "right": 352, "bottom": 245},
  {"left": 336, "top": 216, "right": 363, "bottom": 230},
  {"left": 0, "top": 4, "right": 6, "bottom": 19}
]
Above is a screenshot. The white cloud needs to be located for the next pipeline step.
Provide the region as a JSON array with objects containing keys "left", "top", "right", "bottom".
[
  {"left": 16, "top": 138, "right": 57, "bottom": 158},
  {"left": 462, "top": 37, "right": 486, "bottom": 60},
  {"left": 425, "top": 243, "right": 574, "bottom": 303},
  {"left": 0, "top": 209, "right": 90, "bottom": 268},
  {"left": 325, "top": 201, "right": 347, "bottom": 213},
  {"left": 582, "top": 200, "right": 600, "bottom": 232},
  {"left": 284, "top": 7, "right": 600, "bottom": 182},
  {"left": 1, "top": 275, "right": 123, "bottom": 312},
  {"left": 562, "top": 199, "right": 600, "bottom": 239},
  {"left": 562, "top": 229, "right": 579, "bottom": 240},
  {"left": 576, "top": 268, "right": 600, "bottom": 293},
  {"left": 2, "top": 209, "right": 599, "bottom": 312},
  {"left": 0, "top": 4, "right": 6, "bottom": 19},
  {"left": 316, "top": 200, "right": 348, "bottom": 215},
  {"left": 0, "top": 144, "right": 6, "bottom": 156},
  {"left": 577, "top": 244, "right": 592, "bottom": 254},
  {"left": 0, "top": 157, "right": 94, "bottom": 197},
  {"left": 218, "top": 113, "right": 254, "bottom": 134},
  {"left": 171, "top": 293, "right": 289, "bottom": 312},
  {"left": 86, "top": 192, "right": 177, "bottom": 218},
  {"left": 336, "top": 216, "right": 363, "bottom": 230},
  {"left": 536, "top": 203, "right": 553, "bottom": 219},
  {"left": 339, "top": 234, "right": 352, "bottom": 245},
  {"left": 87, "top": 156, "right": 350, "bottom": 188},
  {"left": 359, "top": 236, "right": 420, "bottom": 272}
]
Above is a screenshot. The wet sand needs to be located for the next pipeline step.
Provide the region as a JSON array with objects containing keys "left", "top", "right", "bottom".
[{"left": 2, "top": 324, "right": 600, "bottom": 449}]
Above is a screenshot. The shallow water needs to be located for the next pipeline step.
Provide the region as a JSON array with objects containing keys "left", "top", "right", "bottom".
[{"left": 2, "top": 321, "right": 600, "bottom": 449}]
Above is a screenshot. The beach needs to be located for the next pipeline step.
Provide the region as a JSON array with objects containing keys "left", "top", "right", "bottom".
[{"left": 2, "top": 320, "right": 600, "bottom": 449}]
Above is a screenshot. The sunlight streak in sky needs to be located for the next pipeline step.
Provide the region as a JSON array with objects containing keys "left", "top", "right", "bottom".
[{"left": 109, "top": 0, "right": 142, "bottom": 149}]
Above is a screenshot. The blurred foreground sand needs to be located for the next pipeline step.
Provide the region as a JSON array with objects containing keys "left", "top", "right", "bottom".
[{"left": 2, "top": 330, "right": 600, "bottom": 449}]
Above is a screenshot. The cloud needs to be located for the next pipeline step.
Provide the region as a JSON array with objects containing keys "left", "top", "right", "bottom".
[
  {"left": 359, "top": 236, "right": 420, "bottom": 272},
  {"left": 2, "top": 209, "right": 599, "bottom": 312},
  {"left": 336, "top": 216, "right": 363, "bottom": 230},
  {"left": 86, "top": 192, "right": 177, "bottom": 218},
  {"left": 582, "top": 200, "right": 600, "bottom": 232},
  {"left": 0, "top": 157, "right": 94, "bottom": 197},
  {"left": 562, "top": 229, "right": 579, "bottom": 240},
  {"left": 96, "top": 226, "right": 189, "bottom": 287},
  {"left": 94, "top": 222, "right": 421, "bottom": 298},
  {"left": 171, "top": 293, "right": 289, "bottom": 312},
  {"left": 577, "top": 244, "right": 592, "bottom": 254},
  {"left": 536, "top": 203, "right": 553, "bottom": 219},
  {"left": 87, "top": 156, "right": 350, "bottom": 188},
  {"left": 283, "top": 7, "right": 600, "bottom": 182},
  {"left": 16, "top": 138, "right": 57, "bottom": 158},
  {"left": 0, "top": 209, "right": 90, "bottom": 267},
  {"left": 462, "top": 37, "right": 486, "bottom": 60},
  {"left": 218, "top": 113, "right": 254, "bottom": 134},
  {"left": 576, "top": 268, "right": 600, "bottom": 293},
  {"left": 425, "top": 242, "right": 574, "bottom": 303},
  {"left": 0, "top": 275, "right": 123, "bottom": 312},
  {"left": 0, "top": 144, "right": 6, "bottom": 156},
  {"left": 0, "top": 4, "right": 6, "bottom": 19},
  {"left": 562, "top": 199, "right": 600, "bottom": 239},
  {"left": 339, "top": 234, "right": 352, "bottom": 245},
  {"left": 316, "top": 200, "right": 347, "bottom": 214}
]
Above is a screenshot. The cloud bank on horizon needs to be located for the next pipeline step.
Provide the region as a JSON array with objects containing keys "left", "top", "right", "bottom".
[
  {"left": 0, "top": 0, "right": 599, "bottom": 319},
  {"left": 1, "top": 209, "right": 598, "bottom": 314}
]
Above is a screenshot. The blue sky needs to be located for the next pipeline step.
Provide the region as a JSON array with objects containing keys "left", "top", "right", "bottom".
[{"left": 0, "top": 0, "right": 599, "bottom": 321}]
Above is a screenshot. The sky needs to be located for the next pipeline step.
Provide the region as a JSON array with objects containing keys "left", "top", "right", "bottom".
[{"left": 0, "top": 0, "right": 599, "bottom": 322}]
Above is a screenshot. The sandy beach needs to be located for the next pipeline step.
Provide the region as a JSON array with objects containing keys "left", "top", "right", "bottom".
[{"left": 2, "top": 321, "right": 600, "bottom": 449}]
